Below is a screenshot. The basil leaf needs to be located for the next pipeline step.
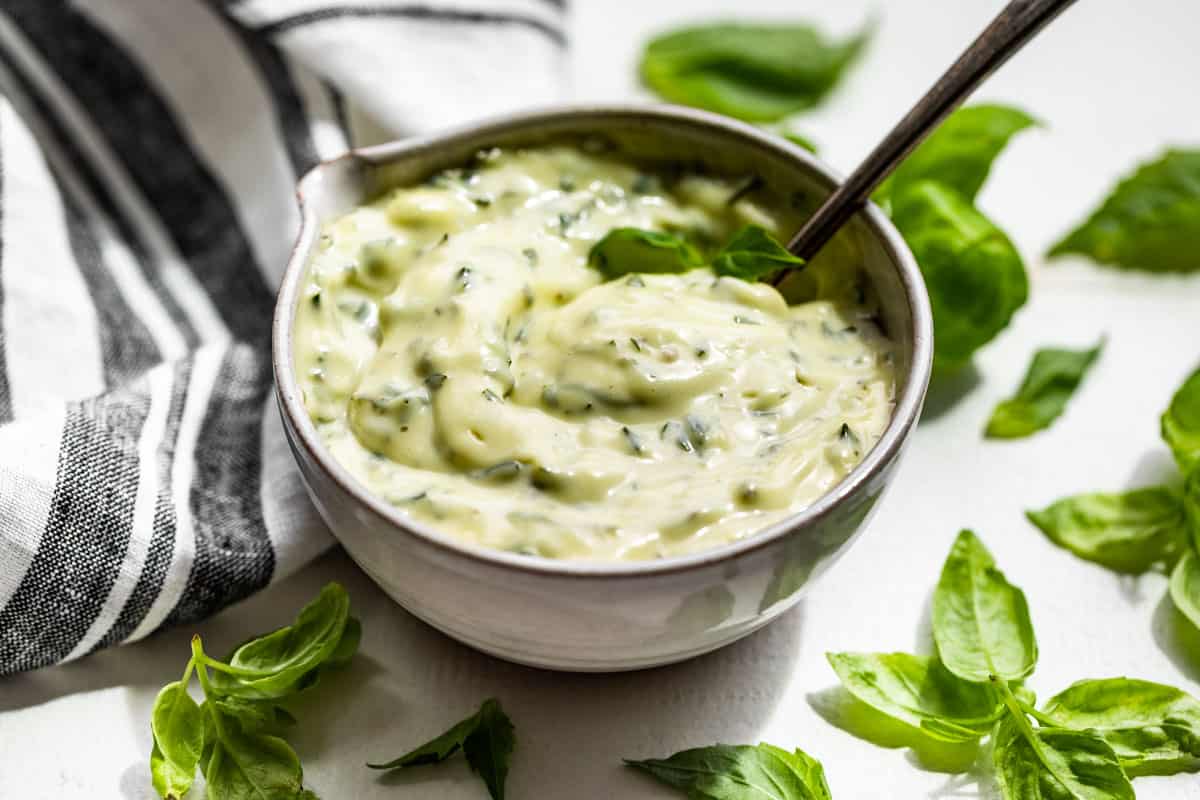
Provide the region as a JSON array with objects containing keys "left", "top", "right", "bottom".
[
  {"left": 992, "top": 716, "right": 1134, "bottom": 800},
  {"left": 827, "top": 652, "right": 1001, "bottom": 742},
  {"left": 323, "top": 615, "right": 362, "bottom": 670},
  {"left": 837, "top": 658, "right": 999, "bottom": 743},
  {"left": 640, "top": 22, "right": 870, "bottom": 122},
  {"left": 1162, "top": 366, "right": 1200, "bottom": 474},
  {"left": 1049, "top": 149, "right": 1200, "bottom": 273},
  {"left": 204, "top": 725, "right": 306, "bottom": 800},
  {"left": 588, "top": 228, "right": 703, "bottom": 279},
  {"left": 712, "top": 225, "right": 805, "bottom": 281},
  {"left": 877, "top": 105, "right": 1037, "bottom": 206},
  {"left": 1042, "top": 678, "right": 1200, "bottom": 776},
  {"left": 932, "top": 531, "right": 1038, "bottom": 683},
  {"left": 462, "top": 699, "right": 516, "bottom": 800},
  {"left": 211, "top": 582, "right": 350, "bottom": 699},
  {"left": 626, "top": 742, "right": 831, "bottom": 800},
  {"left": 1170, "top": 549, "right": 1200, "bottom": 632},
  {"left": 985, "top": 341, "right": 1104, "bottom": 439},
  {"left": 890, "top": 181, "right": 1028, "bottom": 372},
  {"left": 1026, "top": 487, "right": 1188, "bottom": 574},
  {"left": 151, "top": 741, "right": 194, "bottom": 800},
  {"left": 368, "top": 698, "right": 514, "bottom": 800},
  {"left": 150, "top": 681, "right": 204, "bottom": 799},
  {"left": 213, "top": 697, "right": 297, "bottom": 737}
]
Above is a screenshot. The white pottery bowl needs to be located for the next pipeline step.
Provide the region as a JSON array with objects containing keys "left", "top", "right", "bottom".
[{"left": 272, "top": 105, "right": 933, "bottom": 671}]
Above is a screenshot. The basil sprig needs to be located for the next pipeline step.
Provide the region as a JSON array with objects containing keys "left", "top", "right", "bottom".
[
  {"left": 639, "top": 21, "right": 871, "bottom": 122},
  {"left": 827, "top": 530, "right": 1200, "bottom": 798},
  {"left": 587, "top": 227, "right": 704, "bottom": 279},
  {"left": 368, "top": 698, "right": 515, "bottom": 800},
  {"left": 588, "top": 224, "right": 803, "bottom": 282},
  {"left": 627, "top": 742, "right": 832, "bottom": 800},
  {"left": 1028, "top": 364, "right": 1200, "bottom": 633},
  {"left": 985, "top": 339, "right": 1104, "bottom": 439},
  {"left": 1049, "top": 149, "right": 1200, "bottom": 273},
  {"left": 147, "top": 582, "right": 359, "bottom": 799}
]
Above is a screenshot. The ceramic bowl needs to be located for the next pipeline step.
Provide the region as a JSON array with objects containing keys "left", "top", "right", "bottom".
[{"left": 272, "top": 104, "right": 933, "bottom": 671}]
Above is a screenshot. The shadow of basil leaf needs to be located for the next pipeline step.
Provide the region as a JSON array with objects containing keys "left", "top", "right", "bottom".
[{"left": 806, "top": 686, "right": 980, "bottom": 773}]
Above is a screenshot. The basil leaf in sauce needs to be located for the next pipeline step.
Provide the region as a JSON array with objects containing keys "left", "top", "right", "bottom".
[
  {"left": 1026, "top": 487, "right": 1189, "bottom": 574},
  {"left": 712, "top": 224, "right": 805, "bottom": 281},
  {"left": 985, "top": 340, "right": 1104, "bottom": 439},
  {"left": 1170, "top": 550, "right": 1200, "bottom": 633},
  {"left": 588, "top": 227, "right": 703, "bottom": 278},
  {"left": 1162, "top": 366, "right": 1200, "bottom": 474},
  {"left": 626, "top": 742, "right": 832, "bottom": 800},
  {"left": 1049, "top": 149, "right": 1200, "bottom": 273},
  {"left": 827, "top": 652, "right": 1001, "bottom": 742},
  {"left": 876, "top": 105, "right": 1038, "bottom": 207},
  {"left": 932, "top": 531, "right": 1038, "bottom": 683},
  {"left": 1042, "top": 678, "right": 1200, "bottom": 776},
  {"left": 368, "top": 698, "right": 514, "bottom": 800},
  {"left": 992, "top": 715, "right": 1134, "bottom": 800},
  {"left": 639, "top": 21, "right": 871, "bottom": 122},
  {"left": 890, "top": 181, "right": 1028, "bottom": 372}
]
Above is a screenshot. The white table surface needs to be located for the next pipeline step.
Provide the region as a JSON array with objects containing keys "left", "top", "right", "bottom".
[{"left": 4, "top": 1, "right": 1200, "bottom": 797}]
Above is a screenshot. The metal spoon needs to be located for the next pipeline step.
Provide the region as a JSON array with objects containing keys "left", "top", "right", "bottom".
[{"left": 780, "top": 0, "right": 1077, "bottom": 274}]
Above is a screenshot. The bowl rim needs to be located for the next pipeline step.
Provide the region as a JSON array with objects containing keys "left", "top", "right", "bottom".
[{"left": 272, "top": 102, "right": 933, "bottom": 579}]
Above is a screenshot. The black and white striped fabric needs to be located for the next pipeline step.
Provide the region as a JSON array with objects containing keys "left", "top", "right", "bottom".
[{"left": 0, "top": 0, "right": 565, "bottom": 676}]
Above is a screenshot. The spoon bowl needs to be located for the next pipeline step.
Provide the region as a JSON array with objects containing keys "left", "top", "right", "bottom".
[{"left": 272, "top": 104, "right": 933, "bottom": 671}]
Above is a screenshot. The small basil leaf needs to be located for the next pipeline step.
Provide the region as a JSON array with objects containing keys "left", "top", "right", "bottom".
[
  {"left": 826, "top": 652, "right": 1001, "bottom": 742},
  {"left": 932, "top": 531, "right": 1038, "bottom": 683},
  {"left": 151, "top": 740, "right": 196, "bottom": 800},
  {"left": 712, "top": 224, "right": 805, "bottom": 281},
  {"left": 1162, "top": 366, "right": 1200, "bottom": 474},
  {"left": 588, "top": 228, "right": 702, "bottom": 279},
  {"left": 640, "top": 22, "right": 871, "bottom": 122},
  {"left": 1042, "top": 678, "right": 1200, "bottom": 776},
  {"left": 992, "top": 716, "right": 1134, "bottom": 800},
  {"left": 1026, "top": 487, "right": 1188, "bottom": 574},
  {"left": 876, "top": 105, "right": 1037, "bottom": 206},
  {"left": 985, "top": 340, "right": 1104, "bottom": 439},
  {"left": 367, "top": 710, "right": 480, "bottom": 770},
  {"left": 204, "top": 725, "right": 306, "bottom": 800},
  {"left": 890, "top": 181, "right": 1028, "bottom": 372},
  {"left": 1170, "top": 549, "right": 1200, "bottom": 632},
  {"left": 368, "top": 698, "right": 514, "bottom": 800},
  {"left": 1049, "top": 149, "right": 1200, "bottom": 273},
  {"left": 211, "top": 582, "right": 351, "bottom": 699},
  {"left": 150, "top": 681, "right": 204, "bottom": 799},
  {"left": 462, "top": 699, "right": 516, "bottom": 800},
  {"left": 626, "top": 742, "right": 832, "bottom": 800}
]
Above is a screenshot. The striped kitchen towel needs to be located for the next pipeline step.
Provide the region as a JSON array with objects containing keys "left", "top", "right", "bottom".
[{"left": 0, "top": 0, "right": 565, "bottom": 676}]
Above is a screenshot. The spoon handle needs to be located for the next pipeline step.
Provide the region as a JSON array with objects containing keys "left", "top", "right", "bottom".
[{"left": 784, "top": 0, "right": 1077, "bottom": 263}]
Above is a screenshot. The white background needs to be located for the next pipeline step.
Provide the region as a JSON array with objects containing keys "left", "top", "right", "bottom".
[{"left": 3, "top": 0, "right": 1200, "bottom": 797}]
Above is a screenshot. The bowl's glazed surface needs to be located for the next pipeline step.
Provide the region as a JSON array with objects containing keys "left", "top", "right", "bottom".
[{"left": 272, "top": 105, "right": 933, "bottom": 671}]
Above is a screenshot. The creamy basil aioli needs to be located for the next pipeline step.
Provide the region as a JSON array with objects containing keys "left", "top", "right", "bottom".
[{"left": 293, "top": 146, "right": 895, "bottom": 560}]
